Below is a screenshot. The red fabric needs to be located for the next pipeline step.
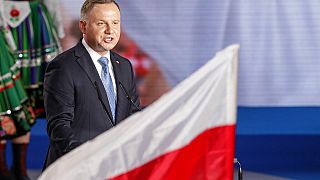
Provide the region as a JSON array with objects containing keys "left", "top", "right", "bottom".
[{"left": 111, "top": 125, "right": 235, "bottom": 180}]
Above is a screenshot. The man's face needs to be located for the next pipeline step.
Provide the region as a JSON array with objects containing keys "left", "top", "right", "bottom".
[{"left": 80, "top": 3, "right": 120, "bottom": 55}]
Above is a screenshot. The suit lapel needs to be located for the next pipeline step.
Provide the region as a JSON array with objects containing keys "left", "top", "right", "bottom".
[
  {"left": 74, "top": 42, "right": 114, "bottom": 124},
  {"left": 110, "top": 52, "right": 127, "bottom": 123}
]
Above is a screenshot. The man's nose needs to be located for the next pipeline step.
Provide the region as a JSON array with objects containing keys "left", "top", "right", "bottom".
[{"left": 104, "top": 23, "right": 112, "bottom": 33}]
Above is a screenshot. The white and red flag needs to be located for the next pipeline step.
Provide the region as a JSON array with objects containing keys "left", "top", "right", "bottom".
[{"left": 39, "top": 44, "right": 239, "bottom": 180}]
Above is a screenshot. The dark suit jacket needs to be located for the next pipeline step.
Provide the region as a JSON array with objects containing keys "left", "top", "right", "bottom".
[{"left": 43, "top": 41, "right": 140, "bottom": 169}]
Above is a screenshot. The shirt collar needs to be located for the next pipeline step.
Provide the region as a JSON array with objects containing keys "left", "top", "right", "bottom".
[{"left": 82, "top": 38, "right": 110, "bottom": 62}]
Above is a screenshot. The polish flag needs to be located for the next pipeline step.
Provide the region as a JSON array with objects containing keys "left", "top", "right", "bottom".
[{"left": 39, "top": 44, "right": 239, "bottom": 180}]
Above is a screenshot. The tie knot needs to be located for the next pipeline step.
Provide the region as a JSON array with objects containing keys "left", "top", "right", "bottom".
[{"left": 98, "top": 57, "right": 108, "bottom": 67}]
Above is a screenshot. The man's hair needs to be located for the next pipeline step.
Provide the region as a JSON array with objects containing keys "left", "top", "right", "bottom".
[{"left": 80, "top": 0, "right": 120, "bottom": 20}]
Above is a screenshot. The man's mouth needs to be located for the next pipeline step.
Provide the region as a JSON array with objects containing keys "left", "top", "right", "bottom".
[{"left": 104, "top": 37, "right": 113, "bottom": 43}]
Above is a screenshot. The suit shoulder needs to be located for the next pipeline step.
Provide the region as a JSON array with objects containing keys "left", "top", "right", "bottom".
[{"left": 48, "top": 46, "right": 77, "bottom": 67}]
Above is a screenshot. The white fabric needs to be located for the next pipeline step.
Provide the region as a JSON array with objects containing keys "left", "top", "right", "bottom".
[
  {"left": 0, "top": 1, "right": 16, "bottom": 50},
  {"left": 39, "top": 44, "right": 239, "bottom": 180},
  {"left": 0, "top": 1, "right": 4, "bottom": 27},
  {"left": 2, "top": 1, "right": 30, "bottom": 28}
]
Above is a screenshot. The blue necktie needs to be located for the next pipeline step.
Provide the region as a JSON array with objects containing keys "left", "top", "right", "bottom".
[{"left": 98, "top": 57, "right": 116, "bottom": 121}]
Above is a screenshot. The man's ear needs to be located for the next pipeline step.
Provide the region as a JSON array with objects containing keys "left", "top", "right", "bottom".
[{"left": 79, "top": 20, "right": 86, "bottom": 34}]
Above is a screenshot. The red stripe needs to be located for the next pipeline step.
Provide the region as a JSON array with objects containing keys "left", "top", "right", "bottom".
[
  {"left": 111, "top": 125, "right": 236, "bottom": 180},
  {"left": 0, "top": 73, "right": 21, "bottom": 92},
  {"left": 12, "top": 72, "right": 21, "bottom": 81},
  {"left": 0, "top": 83, "right": 15, "bottom": 92},
  {"left": 5, "top": 83, "right": 15, "bottom": 89}
]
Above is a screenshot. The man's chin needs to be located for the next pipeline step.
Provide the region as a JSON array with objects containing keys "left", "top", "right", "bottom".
[{"left": 99, "top": 44, "right": 116, "bottom": 51}]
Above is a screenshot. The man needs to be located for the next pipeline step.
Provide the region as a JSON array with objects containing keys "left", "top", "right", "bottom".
[{"left": 43, "top": 0, "right": 140, "bottom": 169}]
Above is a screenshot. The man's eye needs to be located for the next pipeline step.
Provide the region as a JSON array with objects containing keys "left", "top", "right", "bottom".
[{"left": 97, "top": 22, "right": 104, "bottom": 26}]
